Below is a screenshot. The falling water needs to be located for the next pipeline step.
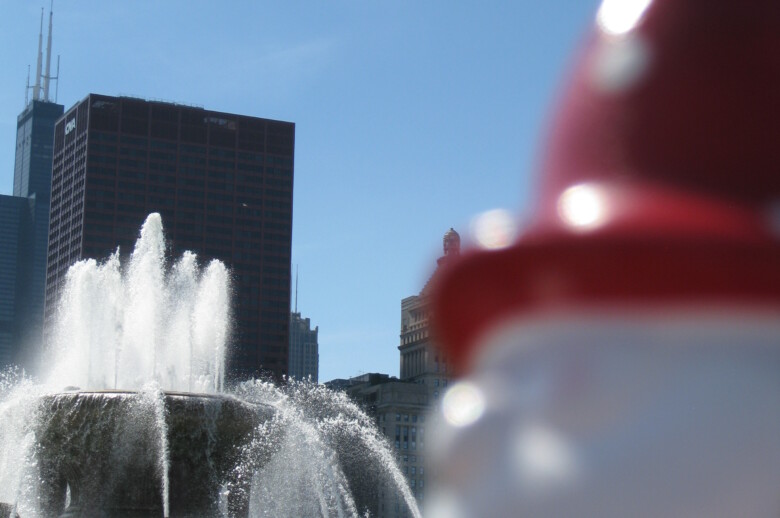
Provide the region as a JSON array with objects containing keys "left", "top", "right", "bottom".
[
  {"left": 140, "top": 385, "right": 171, "bottom": 518},
  {"left": 234, "top": 380, "right": 422, "bottom": 518},
  {"left": 0, "top": 213, "right": 420, "bottom": 517},
  {"left": 0, "top": 370, "right": 42, "bottom": 516}
]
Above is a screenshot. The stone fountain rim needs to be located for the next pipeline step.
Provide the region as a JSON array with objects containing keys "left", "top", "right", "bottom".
[{"left": 41, "top": 389, "right": 274, "bottom": 409}]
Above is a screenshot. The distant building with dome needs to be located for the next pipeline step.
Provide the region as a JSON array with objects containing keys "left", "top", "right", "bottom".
[
  {"left": 398, "top": 228, "right": 457, "bottom": 390},
  {"left": 326, "top": 228, "right": 457, "bottom": 517}
]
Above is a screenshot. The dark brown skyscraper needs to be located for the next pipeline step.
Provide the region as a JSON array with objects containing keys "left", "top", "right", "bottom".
[{"left": 45, "top": 94, "right": 294, "bottom": 380}]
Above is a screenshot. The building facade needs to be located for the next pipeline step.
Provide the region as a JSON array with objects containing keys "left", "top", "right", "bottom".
[
  {"left": 14, "top": 100, "right": 64, "bottom": 360},
  {"left": 0, "top": 98, "right": 64, "bottom": 370},
  {"left": 288, "top": 311, "right": 319, "bottom": 382},
  {"left": 45, "top": 94, "right": 294, "bottom": 380},
  {"left": 398, "top": 228, "right": 458, "bottom": 395},
  {"left": 345, "top": 375, "right": 429, "bottom": 518},
  {"left": 329, "top": 229, "right": 460, "bottom": 517},
  {"left": 0, "top": 195, "right": 32, "bottom": 367}
]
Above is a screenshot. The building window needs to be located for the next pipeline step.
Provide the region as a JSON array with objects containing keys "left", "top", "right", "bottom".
[{"left": 396, "top": 413, "right": 400, "bottom": 421}]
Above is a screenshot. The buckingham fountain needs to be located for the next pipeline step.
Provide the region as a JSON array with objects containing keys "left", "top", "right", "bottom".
[{"left": 0, "top": 214, "right": 420, "bottom": 518}]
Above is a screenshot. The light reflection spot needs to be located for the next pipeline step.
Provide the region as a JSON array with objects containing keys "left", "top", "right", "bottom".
[
  {"left": 514, "top": 425, "right": 577, "bottom": 484},
  {"left": 557, "top": 184, "right": 608, "bottom": 230},
  {"left": 471, "top": 209, "right": 516, "bottom": 250},
  {"left": 590, "top": 35, "right": 650, "bottom": 93},
  {"left": 442, "top": 382, "right": 486, "bottom": 428},
  {"left": 597, "top": 0, "right": 653, "bottom": 36}
]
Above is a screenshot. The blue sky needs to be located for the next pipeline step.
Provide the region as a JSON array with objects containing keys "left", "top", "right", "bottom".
[{"left": 0, "top": 0, "right": 601, "bottom": 382}]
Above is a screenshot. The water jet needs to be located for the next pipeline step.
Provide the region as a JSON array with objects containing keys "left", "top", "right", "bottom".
[{"left": 0, "top": 214, "right": 420, "bottom": 518}]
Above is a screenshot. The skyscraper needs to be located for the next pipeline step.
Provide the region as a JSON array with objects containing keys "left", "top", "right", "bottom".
[
  {"left": 288, "top": 311, "right": 319, "bottom": 382},
  {"left": 0, "top": 195, "right": 33, "bottom": 366},
  {"left": 13, "top": 101, "right": 64, "bottom": 351},
  {"left": 45, "top": 94, "right": 294, "bottom": 380},
  {"left": 0, "top": 7, "right": 64, "bottom": 369}
]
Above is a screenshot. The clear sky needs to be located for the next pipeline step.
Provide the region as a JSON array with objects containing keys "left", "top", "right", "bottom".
[{"left": 0, "top": 0, "right": 601, "bottom": 383}]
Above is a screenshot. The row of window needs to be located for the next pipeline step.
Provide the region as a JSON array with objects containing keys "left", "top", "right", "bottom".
[
  {"left": 403, "top": 465, "right": 424, "bottom": 476},
  {"left": 396, "top": 454, "right": 424, "bottom": 464},
  {"left": 89, "top": 131, "right": 292, "bottom": 164},
  {"left": 389, "top": 413, "right": 425, "bottom": 423},
  {"left": 394, "top": 425, "right": 425, "bottom": 451},
  {"left": 87, "top": 165, "right": 289, "bottom": 190}
]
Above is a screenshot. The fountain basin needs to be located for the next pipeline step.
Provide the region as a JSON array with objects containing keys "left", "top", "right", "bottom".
[
  {"left": 0, "top": 215, "right": 421, "bottom": 517},
  {"left": 30, "top": 390, "right": 272, "bottom": 517}
]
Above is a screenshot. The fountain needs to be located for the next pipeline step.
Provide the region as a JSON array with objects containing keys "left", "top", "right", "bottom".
[{"left": 0, "top": 214, "right": 420, "bottom": 518}]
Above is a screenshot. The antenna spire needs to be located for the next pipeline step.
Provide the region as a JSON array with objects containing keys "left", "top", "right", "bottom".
[
  {"left": 25, "top": 65, "right": 30, "bottom": 107},
  {"left": 33, "top": 8, "right": 43, "bottom": 101},
  {"left": 54, "top": 55, "right": 60, "bottom": 102},
  {"left": 43, "top": 1, "right": 53, "bottom": 101},
  {"left": 295, "top": 265, "right": 299, "bottom": 313}
]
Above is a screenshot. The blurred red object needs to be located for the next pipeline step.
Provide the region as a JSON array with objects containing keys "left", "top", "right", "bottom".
[{"left": 432, "top": 0, "right": 780, "bottom": 375}]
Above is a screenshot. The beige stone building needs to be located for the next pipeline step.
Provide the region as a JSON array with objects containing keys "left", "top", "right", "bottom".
[{"left": 333, "top": 228, "right": 459, "bottom": 517}]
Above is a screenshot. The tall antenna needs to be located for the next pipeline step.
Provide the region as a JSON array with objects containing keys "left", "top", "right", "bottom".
[
  {"left": 43, "top": 1, "right": 53, "bottom": 101},
  {"left": 295, "top": 265, "right": 299, "bottom": 313},
  {"left": 33, "top": 8, "right": 43, "bottom": 101},
  {"left": 54, "top": 55, "right": 60, "bottom": 102},
  {"left": 25, "top": 65, "right": 30, "bottom": 107}
]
